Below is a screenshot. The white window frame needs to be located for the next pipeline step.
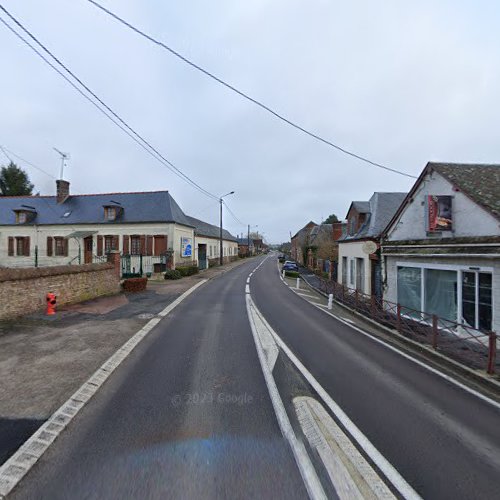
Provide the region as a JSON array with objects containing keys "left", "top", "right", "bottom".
[{"left": 396, "top": 261, "right": 494, "bottom": 327}]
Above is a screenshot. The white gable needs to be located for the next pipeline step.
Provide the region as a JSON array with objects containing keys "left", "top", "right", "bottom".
[{"left": 386, "top": 170, "right": 500, "bottom": 241}]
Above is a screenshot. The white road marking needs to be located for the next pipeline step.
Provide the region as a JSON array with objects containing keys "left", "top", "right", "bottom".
[
  {"left": 0, "top": 279, "right": 208, "bottom": 498},
  {"left": 312, "top": 305, "right": 500, "bottom": 412},
  {"left": 295, "top": 397, "right": 396, "bottom": 500},
  {"left": 250, "top": 302, "right": 420, "bottom": 500},
  {"left": 246, "top": 293, "right": 326, "bottom": 500},
  {"left": 287, "top": 272, "right": 500, "bottom": 412}
]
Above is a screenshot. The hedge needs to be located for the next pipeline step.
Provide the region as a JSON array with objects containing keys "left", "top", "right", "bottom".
[
  {"left": 176, "top": 265, "right": 199, "bottom": 277},
  {"left": 285, "top": 271, "right": 300, "bottom": 278},
  {"left": 164, "top": 269, "right": 182, "bottom": 280}
]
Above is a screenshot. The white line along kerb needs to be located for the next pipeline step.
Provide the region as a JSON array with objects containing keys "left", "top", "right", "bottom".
[{"left": 0, "top": 279, "right": 207, "bottom": 498}]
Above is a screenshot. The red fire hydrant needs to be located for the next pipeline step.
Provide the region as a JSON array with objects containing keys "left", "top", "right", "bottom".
[{"left": 46, "top": 293, "right": 57, "bottom": 315}]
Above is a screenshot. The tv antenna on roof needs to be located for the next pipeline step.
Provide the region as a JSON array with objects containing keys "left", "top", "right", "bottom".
[{"left": 53, "top": 147, "right": 70, "bottom": 179}]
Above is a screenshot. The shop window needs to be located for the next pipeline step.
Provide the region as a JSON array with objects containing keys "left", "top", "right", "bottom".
[
  {"left": 462, "top": 272, "right": 492, "bottom": 331},
  {"left": 424, "top": 269, "right": 457, "bottom": 323},
  {"left": 397, "top": 267, "right": 422, "bottom": 316}
]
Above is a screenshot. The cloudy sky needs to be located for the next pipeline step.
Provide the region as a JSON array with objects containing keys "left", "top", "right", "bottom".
[{"left": 1, "top": 0, "right": 499, "bottom": 243}]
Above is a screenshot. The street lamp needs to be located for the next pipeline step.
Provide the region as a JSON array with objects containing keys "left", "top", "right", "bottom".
[{"left": 220, "top": 191, "right": 234, "bottom": 265}]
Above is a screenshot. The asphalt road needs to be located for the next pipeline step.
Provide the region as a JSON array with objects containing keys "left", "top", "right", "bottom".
[
  {"left": 11, "top": 257, "right": 307, "bottom": 499},
  {"left": 251, "top": 257, "right": 500, "bottom": 499}
]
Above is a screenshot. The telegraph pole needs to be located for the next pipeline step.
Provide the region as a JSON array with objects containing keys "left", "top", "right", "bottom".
[{"left": 219, "top": 191, "right": 234, "bottom": 266}]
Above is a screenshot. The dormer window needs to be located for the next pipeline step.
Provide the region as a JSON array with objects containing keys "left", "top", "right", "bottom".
[
  {"left": 13, "top": 207, "right": 37, "bottom": 224},
  {"left": 103, "top": 202, "right": 123, "bottom": 221},
  {"left": 104, "top": 207, "right": 116, "bottom": 221}
]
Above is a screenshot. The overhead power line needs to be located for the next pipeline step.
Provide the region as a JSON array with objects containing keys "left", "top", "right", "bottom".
[
  {"left": 0, "top": 4, "right": 220, "bottom": 202},
  {"left": 0, "top": 145, "right": 56, "bottom": 179},
  {"left": 223, "top": 199, "right": 246, "bottom": 227},
  {"left": 85, "top": 0, "right": 417, "bottom": 179}
]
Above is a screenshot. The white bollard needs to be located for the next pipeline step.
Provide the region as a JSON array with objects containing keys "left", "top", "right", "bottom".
[
  {"left": 328, "top": 293, "right": 333, "bottom": 310},
  {"left": 282, "top": 270, "right": 286, "bottom": 279},
  {"left": 296, "top": 277, "right": 300, "bottom": 289}
]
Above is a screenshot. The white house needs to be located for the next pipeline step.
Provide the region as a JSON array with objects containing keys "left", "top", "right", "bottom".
[
  {"left": 381, "top": 162, "right": 500, "bottom": 333},
  {"left": 0, "top": 179, "right": 238, "bottom": 274},
  {"left": 338, "top": 193, "right": 406, "bottom": 297}
]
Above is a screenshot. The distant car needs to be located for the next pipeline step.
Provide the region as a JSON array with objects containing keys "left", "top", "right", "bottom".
[
  {"left": 282, "top": 261, "right": 298, "bottom": 272},
  {"left": 278, "top": 254, "right": 286, "bottom": 262}
]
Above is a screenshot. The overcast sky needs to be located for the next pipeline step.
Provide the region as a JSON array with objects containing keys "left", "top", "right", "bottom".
[{"left": 1, "top": 0, "right": 500, "bottom": 243}]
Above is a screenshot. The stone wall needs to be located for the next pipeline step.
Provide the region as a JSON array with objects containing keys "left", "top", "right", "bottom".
[{"left": 0, "top": 263, "right": 120, "bottom": 320}]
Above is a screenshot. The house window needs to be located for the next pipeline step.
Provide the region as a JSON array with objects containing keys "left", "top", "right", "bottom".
[
  {"left": 355, "top": 257, "right": 365, "bottom": 292},
  {"left": 104, "top": 207, "right": 116, "bottom": 221},
  {"left": 54, "top": 237, "right": 66, "bottom": 256},
  {"left": 15, "top": 237, "right": 29, "bottom": 256},
  {"left": 130, "top": 236, "right": 141, "bottom": 255},
  {"left": 342, "top": 257, "right": 347, "bottom": 285},
  {"left": 104, "top": 236, "right": 115, "bottom": 254},
  {"left": 349, "top": 259, "right": 355, "bottom": 286}
]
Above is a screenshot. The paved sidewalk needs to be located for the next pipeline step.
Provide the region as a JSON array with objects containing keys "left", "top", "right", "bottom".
[{"left": 0, "top": 257, "right": 255, "bottom": 465}]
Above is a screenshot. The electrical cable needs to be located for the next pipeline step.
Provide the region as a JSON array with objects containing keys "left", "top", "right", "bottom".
[
  {"left": 0, "top": 5, "right": 220, "bottom": 201},
  {"left": 85, "top": 0, "right": 417, "bottom": 179}
]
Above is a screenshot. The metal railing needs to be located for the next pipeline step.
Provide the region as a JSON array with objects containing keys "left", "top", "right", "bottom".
[{"left": 317, "top": 277, "right": 497, "bottom": 374}]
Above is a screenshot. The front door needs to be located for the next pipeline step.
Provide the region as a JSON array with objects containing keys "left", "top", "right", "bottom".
[
  {"left": 198, "top": 244, "right": 207, "bottom": 270},
  {"left": 84, "top": 236, "right": 93, "bottom": 264}
]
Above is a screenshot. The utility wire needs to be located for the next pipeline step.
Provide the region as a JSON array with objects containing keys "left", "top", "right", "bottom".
[
  {"left": 0, "top": 4, "right": 220, "bottom": 202},
  {"left": 0, "top": 145, "right": 56, "bottom": 179},
  {"left": 86, "top": 0, "right": 417, "bottom": 179},
  {"left": 223, "top": 199, "right": 246, "bottom": 226}
]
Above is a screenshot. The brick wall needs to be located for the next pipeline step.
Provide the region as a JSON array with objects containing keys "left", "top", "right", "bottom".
[{"left": 0, "top": 263, "right": 120, "bottom": 320}]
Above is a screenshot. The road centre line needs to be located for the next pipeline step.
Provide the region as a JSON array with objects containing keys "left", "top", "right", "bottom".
[
  {"left": 249, "top": 302, "right": 420, "bottom": 500},
  {"left": 0, "top": 279, "right": 208, "bottom": 498},
  {"left": 245, "top": 292, "right": 326, "bottom": 500}
]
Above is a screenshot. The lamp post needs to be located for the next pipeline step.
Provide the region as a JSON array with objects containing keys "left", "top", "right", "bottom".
[{"left": 220, "top": 191, "right": 234, "bottom": 265}]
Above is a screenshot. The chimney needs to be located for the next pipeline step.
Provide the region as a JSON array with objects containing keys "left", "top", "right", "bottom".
[{"left": 56, "top": 179, "right": 70, "bottom": 204}]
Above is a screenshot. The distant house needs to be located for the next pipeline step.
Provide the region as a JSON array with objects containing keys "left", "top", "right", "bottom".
[
  {"left": 382, "top": 162, "right": 500, "bottom": 333},
  {"left": 291, "top": 221, "right": 317, "bottom": 265},
  {"left": 338, "top": 192, "right": 406, "bottom": 297},
  {"left": 0, "top": 179, "right": 238, "bottom": 274},
  {"left": 185, "top": 216, "right": 238, "bottom": 269},
  {"left": 307, "top": 222, "right": 346, "bottom": 279}
]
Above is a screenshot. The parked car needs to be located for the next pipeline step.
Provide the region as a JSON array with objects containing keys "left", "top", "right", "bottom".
[
  {"left": 282, "top": 261, "right": 298, "bottom": 272},
  {"left": 278, "top": 254, "right": 286, "bottom": 262}
]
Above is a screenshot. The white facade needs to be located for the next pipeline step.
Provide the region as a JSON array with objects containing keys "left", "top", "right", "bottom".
[
  {"left": 337, "top": 241, "right": 371, "bottom": 295},
  {"left": 386, "top": 170, "right": 499, "bottom": 240},
  {"left": 0, "top": 222, "right": 197, "bottom": 270},
  {"left": 193, "top": 235, "right": 238, "bottom": 266},
  {"left": 383, "top": 168, "right": 500, "bottom": 333}
]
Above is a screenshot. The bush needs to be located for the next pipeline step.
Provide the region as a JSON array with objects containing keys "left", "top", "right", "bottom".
[
  {"left": 176, "top": 265, "right": 199, "bottom": 276},
  {"left": 285, "top": 270, "right": 300, "bottom": 278},
  {"left": 164, "top": 269, "right": 182, "bottom": 280},
  {"left": 122, "top": 277, "right": 148, "bottom": 292}
]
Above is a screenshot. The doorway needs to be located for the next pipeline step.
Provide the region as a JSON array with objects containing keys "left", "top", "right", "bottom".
[{"left": 84, "top": 236, "right": 93, "bottom": 264}]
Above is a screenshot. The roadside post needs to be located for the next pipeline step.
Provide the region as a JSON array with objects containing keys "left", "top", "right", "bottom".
[
  {"left": 328, "top": 294, "right": 333, "bottom": 310},
  {"left": 282, "top": 270, "right": 285, "bottom": 279},
  {"left": 296, "top": 277, "right": 300, "bottom": 290}
]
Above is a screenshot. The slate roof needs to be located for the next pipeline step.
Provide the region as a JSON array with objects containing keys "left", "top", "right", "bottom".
[
  {"left": 185, "top": 215, "right": 237, "bottom": 242},
  {"left": 431, "top": 163, "right": 500, "bottom": 220},
  {"left": 310, "top": 224, "right": 333, "bottom": 243},
  {"left": 351, "top": 201, "right": 370, "bottom": 214},
  {"left": 342, "top": 192, "right": 407, "bottom": 241},
  {"left": 0, "top": 191, "right": 194, "bottom": 227}
]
